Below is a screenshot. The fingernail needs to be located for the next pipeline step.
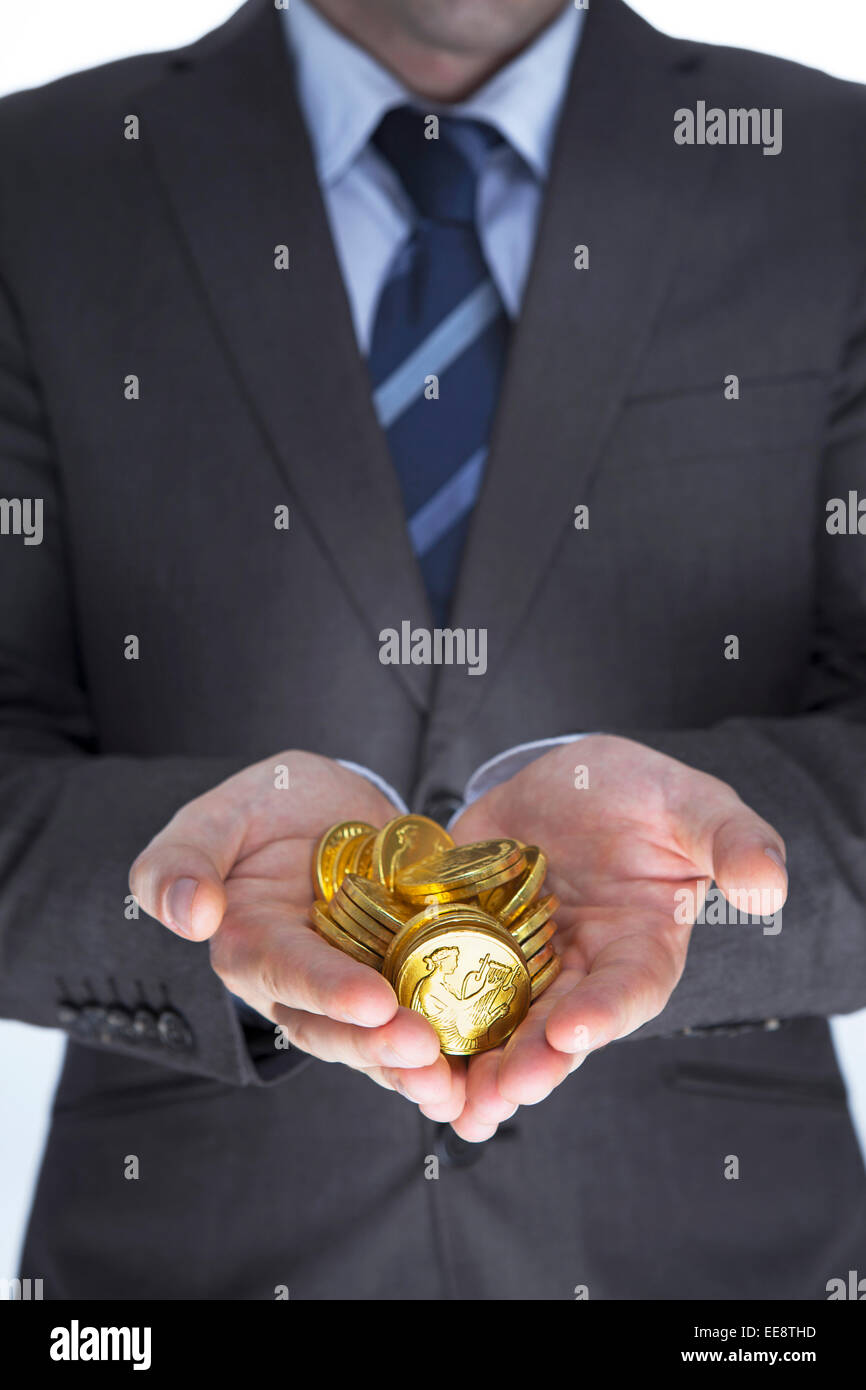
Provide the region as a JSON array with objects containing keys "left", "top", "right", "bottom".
[
  {"left": 571, "top": 1024, "right": 595, "bottom": 1052},
  {"left": 764, "top": 846, "right": 787, "bottom": 873},
  {"left": 166, "top": 877, "right": 198, "bottom": 936},
  {"left": 346, "top": 1008, "right": 383, "bottom": 1027}
]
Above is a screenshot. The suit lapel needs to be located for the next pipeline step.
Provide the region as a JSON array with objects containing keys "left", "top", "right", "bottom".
[
  {"left": 139, "top": 0, "right": 434, "bottom": 710},
  {"left": 138, "top": 0, "right": 715, "bottom": 734},
  {"left": 427, "top": 0, "right": 716, "bottom": 740}
]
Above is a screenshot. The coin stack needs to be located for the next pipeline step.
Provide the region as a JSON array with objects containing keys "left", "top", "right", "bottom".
[{"left": 310, "top": 815, "right": 562, "bottom": 1055}]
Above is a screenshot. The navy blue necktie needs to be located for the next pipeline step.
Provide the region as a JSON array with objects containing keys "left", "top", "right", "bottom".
[{"left": 368, "top": 106, "right": 511, "bottom": 625}]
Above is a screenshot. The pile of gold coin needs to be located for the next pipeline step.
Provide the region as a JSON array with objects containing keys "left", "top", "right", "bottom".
[{"left": 310, "top": 815, "right": 562, "bottom": 1055}]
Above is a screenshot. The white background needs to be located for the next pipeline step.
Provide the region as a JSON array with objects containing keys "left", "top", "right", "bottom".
[{"left": 0, "top": 0, "right": 865, "bottom": 1289}]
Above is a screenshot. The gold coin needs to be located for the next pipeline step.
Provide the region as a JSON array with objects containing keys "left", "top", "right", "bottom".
[
  {"left": 529, "top": 952, "right": 563, "bottom": 1000},
  {"left": 509, "top": 893, "right": 559, "bottom": 945},
  {"left": 313, "top": 821, "right": 377, "bottom": 902},
  {"left": 309, "top": 900, "right": 384, "bottom": 969},
  {"left": 381, "top": 902, "right": 499, "bottom": 983},
  {"left": 354, "top": 831, "right": 376, "bottom": 879},
  {"left": 393, "top": 871, "right": 517, "bottom": 906},
  {"left": 331, "top": 832, "right": 369, "bottom": 894},
  {"left": 397, "top": 838, "right": 522, "bottom": 892},
  {"left": 392, "top": 919, "right": 530, "bottom": 1055},
  {"left": 527, "top": 942, "right": 557, "bottom": 977},
  {"left": 328, "top": 894, "right": 391, "bottom": 954},
  {"left": 403, "top": 859, "right": 531, "bottom": 905},
  {"left": 518, "top": 918, "right": 558, "bottom": 961},
  {"left": 382, "top": 903, "right": 463, "bottom": 983},
  {"left": 340, "top": 873, "right": 418, "bottom": 931},
  {"left": 396, "top": 843, "right": 526, "bottom": 905},
  {"left": 453, "top": 858, "right": 530, "bottom": 898},
  {"left": 480, "top": 846, "right": 547, "bottom": 924},
  {"left": 332, "top": 893, "right": 395, "bottom": 949},
  {"left": 371, "top": 815, "right": 454, "bottom": 892}
]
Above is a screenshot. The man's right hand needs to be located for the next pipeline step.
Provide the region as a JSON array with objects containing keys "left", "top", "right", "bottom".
[{"left": 129, "top": 751, "right": 464, "bottom": 1121}]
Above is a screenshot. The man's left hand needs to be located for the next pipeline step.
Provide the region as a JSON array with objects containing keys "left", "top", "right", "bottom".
[{"left": 446, "top": 735, "right": 788, "bottom": 1141}]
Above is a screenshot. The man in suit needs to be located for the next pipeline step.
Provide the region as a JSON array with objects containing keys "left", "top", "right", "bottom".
[{"left": 2, "top": 0, "right": 865, "bottom": 1299}]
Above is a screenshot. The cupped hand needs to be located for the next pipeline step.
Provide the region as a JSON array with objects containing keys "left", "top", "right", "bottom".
[
  {"left": 130, "top": 751, "right": 464, "bottom": 1121},
  {"left": 446, "top": 735, "right": 787, "bottom": 1141}
]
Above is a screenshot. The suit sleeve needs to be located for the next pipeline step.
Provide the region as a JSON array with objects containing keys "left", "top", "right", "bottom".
[
  {"left": 0, "top": 271, "right": 301, "bottom": 1086},
  {"left": 633, "top": 265, "right": 866, "bottom": 1038},
  {"left": 465, "top": 274, "right": 866, "bottom": 1040}
]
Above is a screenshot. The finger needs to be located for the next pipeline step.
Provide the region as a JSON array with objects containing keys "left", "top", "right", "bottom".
[
  {"left": 457, "top": 1047, "right": 522, "bottom": 1128},
  {"left": 711, "top": 812, "right": 788, "bottom": 916},
  {"left": 130, "top": 793, "right": 246, "bottom": 941},
  {"left": 360, "top": 1055, "right": 466, "bottom": 1121},
  {"left": 495, "top": 966, "right": 590, "bottom": 1105},
  {"left": 668, "top": 774, "right": 788, "bottom": 911},
  {"left": 449, "top": 1111, "right": 501, "bottom": 1143},
  {"left": 412, "top": 1055, "right": 467, "bottom": 1122},
  {"left": 418, "top": 1056, "right": 468, "bottom": 1122},
  {"left": 273, "top": 1003, "right": 442, "bottom": 1070},
  {"left": 220, "top": 913, "right": 400, "bottom": 1027},
  {"left": 451, "top": 960, "right": 589, "bottom": 1120},
  {"left": 544, "top": 922, "right": 685, "bottom": 1056}
]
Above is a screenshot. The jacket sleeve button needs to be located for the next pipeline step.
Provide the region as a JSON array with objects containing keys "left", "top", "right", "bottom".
[
  {"left": 157, "top": 1008, "right": 194, "bottom": 1051},
  {"left": 106, "top": 1006, "right": 134, "bottom": 1039},
  {"left": 56, "top": 1002, "right": 79, "bottom": 1028},
  {"left": 77, "top": 1004, "right": 110, "bottom": 1043},
  {"left": 131, "top": 1006, "right": 159, "bottom": 1043}
]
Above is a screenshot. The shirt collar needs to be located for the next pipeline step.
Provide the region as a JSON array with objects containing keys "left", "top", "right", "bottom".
[
  {"left": 453, "top": 3, "right": 584, "bottom": 178},
  {"left": 283, "top": 0, "right": 585, "bottom": 186}
]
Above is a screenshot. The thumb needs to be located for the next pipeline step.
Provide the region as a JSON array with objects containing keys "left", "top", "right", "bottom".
[
  {"left": 130, "top": 790, "right": 245, "bottom": 940},
  {"left": 711, "top": 809, "right": 788, "bottom": 918},
  {"left": 130, "top": 841, "right": 228, "bottom": 941}
]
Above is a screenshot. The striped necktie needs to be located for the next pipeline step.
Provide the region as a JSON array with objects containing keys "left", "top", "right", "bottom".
[{"left": 368, "top": 106, "right": 510, "bottom": 626}]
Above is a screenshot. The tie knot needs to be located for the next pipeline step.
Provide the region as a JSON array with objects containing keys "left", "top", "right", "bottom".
[{"left": 372, "top": 105, "right": 502, "bottom": 226}]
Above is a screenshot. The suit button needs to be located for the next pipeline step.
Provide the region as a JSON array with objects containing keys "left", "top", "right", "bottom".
[
  {"left": 76, "top": 1004, "right": 109, "bottom": 1043},
  {"left": 435, "top": 1126, "right": 486, "bottom": 1169},
  {"left": 106, "top": 1006, "right": 134, "bottom": 1040},
  {"left": 131, "top": 1007, "right": 159, "bottom": 1044},
  {"left": 157, "top": 1008, "right": 194, "bottom": 1051},
  {"left": 421, "top": 789, "right": 462, "bottom": 826}
]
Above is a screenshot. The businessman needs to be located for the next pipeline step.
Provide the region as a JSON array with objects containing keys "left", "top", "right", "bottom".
[{"left": 2, "top": 0, "right": 865, "bottom": 1299}]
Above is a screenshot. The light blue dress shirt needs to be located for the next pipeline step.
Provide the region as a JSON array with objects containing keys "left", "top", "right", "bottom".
[
  {"left": 281, "top": 0, "right": 585, "bottom": 350},
  {"left": 233, "top": 2, "right": 588, "bottom": 1029},
  {"left": 277, "top": 1, "right": 590, "bottom": 823}
]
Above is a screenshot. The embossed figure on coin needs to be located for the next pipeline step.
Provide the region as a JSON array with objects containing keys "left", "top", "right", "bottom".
[
  {"left": 391, "top": 823, "right": 422, "bottom": 877},
  {"left": 411, "top": 946, "right": 519, "bottom": 1052},
  {"left": 311, "top": 820, "right": 556, "bottom": 1052}
]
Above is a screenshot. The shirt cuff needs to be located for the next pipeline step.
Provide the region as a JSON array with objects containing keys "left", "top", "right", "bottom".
[
  {"left": 337, "top": 759, "right": 409, "bottom": 815},
  {"left": 449, "top": 733, "right": 594, "bottom": 830}
]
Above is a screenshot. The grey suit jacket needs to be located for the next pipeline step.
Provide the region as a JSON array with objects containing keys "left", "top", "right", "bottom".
[{"left": 2, "top": 0, "right": 865, "bottom": 1298}]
